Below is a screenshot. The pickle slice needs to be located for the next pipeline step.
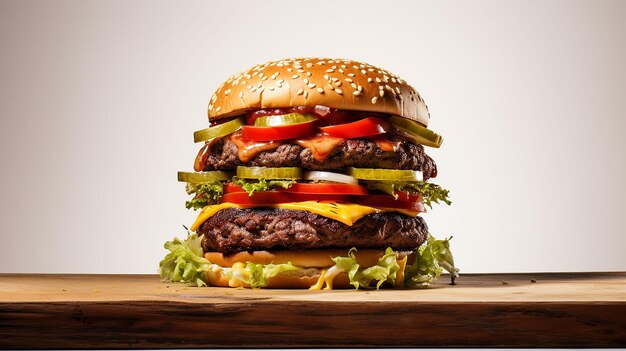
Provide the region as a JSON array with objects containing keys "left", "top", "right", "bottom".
[
  {"left": 236, "top": 166, "right": 302, "bottom": 179},
  {"left": 253, "top": 113, "right": 317, "bottom": 127},
  {"left": 177, "top": 171, "right": 232, "bottom": 183},
  {"left": 389, "top": 116, "right": 443, "bottom": 148},
  {"left": 348, "top": 167, "right": 423, "bottom": 181},
  {"left": 193, "top": 118, "right": 243, "bottom": 143}
]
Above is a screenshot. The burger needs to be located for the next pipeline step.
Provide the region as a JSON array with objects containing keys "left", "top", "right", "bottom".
[{"left": 160, "top": 57, "right": 458, "bottom": 289}]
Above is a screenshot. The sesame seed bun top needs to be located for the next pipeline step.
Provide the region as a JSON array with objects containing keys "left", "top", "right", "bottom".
[{"left": 207, "top": 57, "right": 431, "bottom": 126}]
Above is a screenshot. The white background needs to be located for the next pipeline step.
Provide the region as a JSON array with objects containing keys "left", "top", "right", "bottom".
[{"left": 1, "top": 0, "right": 625, "bottom": 274}]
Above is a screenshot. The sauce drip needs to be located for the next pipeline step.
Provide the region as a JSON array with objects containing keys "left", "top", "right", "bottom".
[
  {"left": 193, "top": 137, "right": 220, "bottom": 171},
  {"left": 295, "top": 133, "right": 345, "bottom": 161},
  {"left": 230, "top": 130, "right": 283, "bottom": 162}
]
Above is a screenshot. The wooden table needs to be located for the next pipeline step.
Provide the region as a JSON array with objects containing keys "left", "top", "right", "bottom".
[{"left": 0, "top": 273, "right": 624, "bottom": 348}]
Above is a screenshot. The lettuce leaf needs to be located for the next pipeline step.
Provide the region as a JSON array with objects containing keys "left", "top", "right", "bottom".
[
  {"left": 332, "top": 247, "right": 401, "bottom": 289},
  {"left": 234, "top": 178, "right": 295, "bottom": 195},
  {"left": 159, "top": 232, "right": 211, "bottom": 287},
  {"left": 240, "top": 262, "right": 299, "bottom": 288},
  {"left": 364, "top": 181, "right": 451, "bottom": 208},
  {"left": 404, "top": 235, "right": 459, "bottom": 287},
  {"left": 185, "top": 182, "right": 223, "bottom": 210}
]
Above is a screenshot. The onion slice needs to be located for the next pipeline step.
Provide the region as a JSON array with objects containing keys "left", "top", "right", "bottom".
[{"left": 303, "top": 171, "right": 358, "bottom": 185}]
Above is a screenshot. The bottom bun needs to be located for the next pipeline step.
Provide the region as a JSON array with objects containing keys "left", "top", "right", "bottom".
[
  {"left": 205, "top": 266, "right": 354, "bottom": 289},
  {"left": 205, "top": 249, "right": 415, "bottom": 268},
  {"left": 203, "top": 249, "right": 414, "bottom": 289}
]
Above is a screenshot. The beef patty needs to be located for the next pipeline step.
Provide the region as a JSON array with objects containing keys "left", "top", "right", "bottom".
[
  {"left": 198, "top": 208, "right": 428, "bottom": 253},
  {"left": 204, "top": 137, "right": 437, "bottom": 180}
]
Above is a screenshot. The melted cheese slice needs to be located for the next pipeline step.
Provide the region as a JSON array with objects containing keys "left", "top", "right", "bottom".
[
  {"left": 190, "top": 201, "right": 420, "bottom": 231},
  {"left": 275, "top": 201, "right": 380, "bottom": 226}
]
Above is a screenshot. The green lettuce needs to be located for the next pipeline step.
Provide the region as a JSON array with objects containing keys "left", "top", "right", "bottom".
[
  {"left": 185, "top": 182, "right": 223, "bottom": 210},
  {"left": 237, "top": 262, "right": 298, "bottom": 288},
  {"left": 234, "top": 178, "right": 295, "bottom": 195},
  {"left": 364, "top": 181, "right": 451, "bottom": 208},
  {"left": 159, "top": 232, "right": 211, "bottom": 287},
  {"left": 332, "top": 247, "right": 401, "bottom": 289},
  {"left": 404, "top": 235, "right": 459, "bottom": 287}
]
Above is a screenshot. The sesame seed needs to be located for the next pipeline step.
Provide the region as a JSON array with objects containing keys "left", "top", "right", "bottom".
[
  {"left": 239, "top": 91, "right": 244, "bottom": 98},
  {"left": 327, "top": 84, "right": 335, "bottom": 90},
  {"left": 353, "top": 65, "right": 359, "bottom": 69},
  {"left": 292, "top": 75, "right": 299, "bottom": 79},
  {"left": 326, "top": 69, "right": 335, "bottom": 73},
  {"left": 338, "top": 69, "right": 344, "bottom": 74},
  {"left": 375, "top": 77, "right": 382, "bottom": 83},
  {"left": 385, "top": 84, "right": 391, "bottom": 90},
  {"left": 287, "top": 68, "right": 293, "bottom": 72},
  {"left": 268, "top": 86, "right": 275, "bottom": 91},
  {"left": 352, "top": 90, "right": 361, "bottom": 96},
  {"left": 304, "top": 78, "right": 309, "bottom": 84},
  {"left": 317, "top": 87, "right": 324, "bottom": 94},
  {"left": 395, "top": 87, "right": 401, "bottom": 94},
  {"left": 297, "top": 69, "right": 305, "bottom": 73},
  {"left": 348, "top": 73, "right": 355, "bottom": 77},
  {"left": 306, "top": 63, "right": 313, "bottom": 68},
  {"left": 367, "top": 77, "right": 373, "bottom": 83},
  {"left": 304, "top": 90, "right": 309, "bottom": 98},
  {"left": 341, "top": 64, "right": 347, "bottom": 68},
  {"left": 350, "top": 83, "right": 357, "bottom": 89},
  {"left": 358, "top": 85, "right": 363, "bottom": 91},
  {"left": 368, "top": 68, "right": 374, "bottom": 72},
  {"left": 371, "top": 96, "right": 378, "bottom": 104},
  {"left": 215, "top": 106, "right": 221, "bottom": 112},
  {"left": 306, "top": 72, "right": 312, "bottom": 77},
  {"left": 345, "top": 78, "right": 353, "bottom": 83},
  {"left": 334, "top": 81, "right": 342, "bottom": 87},
  {"left": 391, "top": 78, "right": 397, "bottom": 83},
  {"left": 331, "top": 65, "right": 337, "bottom": 69},
  {"left": 335, "top": 88, "right": 343, "bottom": 95},
  {"left": 296, "top": 88, "right": 304, "bottom": 95},
  {"left": 323, "top": 74, "right": 329, "bottom": 80},
  {"left": 379, "top": 90, "right": 384, "bottom": 97},
  {"left": 378, "top": 85, "right": 383, "bottom": 90},
  {"left": 361, "top": 70, "right": 367, "bottom": 74},
  {"left": 307, "top": 83, "right": 316, "bottom": 88},
  {"left": 278, "top": 79, "right": 284, "bottom": 83},
  {"left": 261, "top": 76, "right": 268, "bottom": 81},
  {"left": 331, "top": 77, "right": 339, "bottom": 82},
  {"left": 251, "top": 87, "right": 257, "bottom": 92}
]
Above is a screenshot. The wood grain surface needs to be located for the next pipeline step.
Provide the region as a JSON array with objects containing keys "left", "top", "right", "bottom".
[{"left": 0, "top": 273, "right": 624, "bottom": 348}]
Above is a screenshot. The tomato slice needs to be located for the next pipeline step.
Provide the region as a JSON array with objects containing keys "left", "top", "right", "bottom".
[
  {"left": 242, "top": 120, "right": 317, "bottom": 141},
  {"left": 350, "top": 194, "right": 425, "bottom": 212},
  {"left": 224, "top": 184, "right": 423, "bottom": 211},
  {"left": 224, "top": 183, "right": 368, "bottom": 196},
  {"left": 222, "top": 191, "right": 351, "bottom": 205},
  {"left": 320, "top": 117, "right": 388, "bottom": 139},
  {"left": 286, "top": 183, "right": 368, "bottom": 195},
  {"left": 224, "top": 184, "right": 246, "bottom": 193}
]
